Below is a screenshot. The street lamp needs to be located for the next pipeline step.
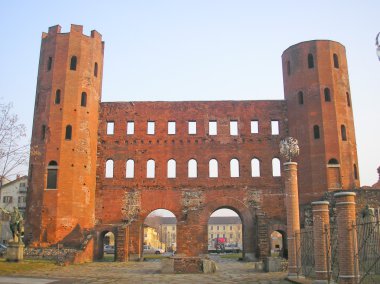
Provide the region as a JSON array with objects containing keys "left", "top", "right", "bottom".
[{"left": 376, "top": 32, "right": 380, "bottom": 61}]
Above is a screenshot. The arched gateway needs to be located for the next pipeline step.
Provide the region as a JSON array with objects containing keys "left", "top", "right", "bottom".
[{"left": 25, "top": 25, "right": 360, "bottom": 263}]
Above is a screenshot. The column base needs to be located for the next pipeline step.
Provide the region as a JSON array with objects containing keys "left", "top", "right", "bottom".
[{"left": 6, "top": 242, "right": 25, "bottom": 262}]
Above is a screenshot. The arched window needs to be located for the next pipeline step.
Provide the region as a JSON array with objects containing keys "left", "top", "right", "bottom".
[
  {"left": 324, "top": 88, "right": 331, "bottom": 102},
  {"left": 65, "top": 125, "right": 72, "bottom": 140},
  {"left": 188, "top": 159, "right": 197, "bottom": 178},
  {"left": 94, "top": 62, "right": 98, "bottom": 77},
  {"left": 41, "top": 125, "right": 46, "bottom": 140},
  {"left": 167, "top": 159, "right": 176, "bottom": 178},
  {"left": 341, "top": 125, "right": 347, "bottom": 141},
  {"left": 55, "top": 89, "right": 61, "bottom": 104},
  {"left": 251, "top": 158, "right": 260, "bottom": 177},
  {"left": 333, "top": 54, "right": 339, "bottom": 68},
  {"left": 354, "top": 164, "right": 358, "bottom": 180},
  {"left": 47, "top": 161, "right": 58, "bottom": 189},
  {"left": 328, "top": 158, "right": 339, "bottom": 165},
  {"left": 287, "top": 60, "right": 291, "bottom": 76},
  {"left": 308, "top": 53, "right": 314, "bottom": 68},
  {"left": 81, "top": 92, "right": 87, "bottom": 107},
  {"left": 105, "top": 159, "right": 114, "bottom": 178},
  {"left": 298, "top": 91, "right": 304, "bottom": 105},
  {"left": 70, "top": 56, "right": 77, "bottom": 70},
  {"left": 209, "top": 159, "right": 218, "bottom": 178},
  {"left": 47, "top": 57, "right": 52, "bottom": 71},
  {"left": 346, "top": 92, "right": 351, "bottom": 107},
  {"left": 230, "top": 158, "right": 239, "bottom": 177},
  {"left": 126, "top": 159, "right": 134, "bottom": 178},
  {"left": 313, "top": 125, "right": 320, "bottom": 139},
  {"left": 147, "top": 159, "right": 155, "bottom": 178},
  {"left": 272, "top": 158, "right": 281, "bottom": 177}
]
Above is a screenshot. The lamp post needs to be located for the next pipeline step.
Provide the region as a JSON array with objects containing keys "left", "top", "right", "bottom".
[{"left": 376, "top": 32, "right": 380, "bottom": 61}]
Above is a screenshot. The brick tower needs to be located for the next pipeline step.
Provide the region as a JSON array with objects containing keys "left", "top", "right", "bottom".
[
  {"left": 25, "top": 25, "right": 104, "bottom": 247},
  {"left": 282, "top": 40, "right": 359, "bottom": 204}
]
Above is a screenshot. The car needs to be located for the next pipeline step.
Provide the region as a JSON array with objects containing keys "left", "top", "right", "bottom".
[
  {"left": 0, "top": 244, "right": 7, "bottom": 257},
  {"left": 104, "top": 245, "right": 114, "bottom": 254},
  {"left": 143, "top": 245, "right": 164, "bottom": 254}
]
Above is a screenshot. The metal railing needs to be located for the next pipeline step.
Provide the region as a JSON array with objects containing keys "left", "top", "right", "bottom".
[{"left": 296, "top": 228, "right": 315, "bottom": 278}]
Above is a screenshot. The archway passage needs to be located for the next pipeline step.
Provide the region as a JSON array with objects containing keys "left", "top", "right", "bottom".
[
  {"left": 207, "top": 208, "right": 243, "bottom": 260},
  {"left": 100, "top": 231, "right": 115, "bottom": 262},
  {"left": 270, "top": 230, "right": 287, "bottom": 259},
  {"left": 143, "top": 209, "right": 177, "bottom": 260}
]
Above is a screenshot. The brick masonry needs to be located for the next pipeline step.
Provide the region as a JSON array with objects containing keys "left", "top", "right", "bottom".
[{"left": 25, "top": 25, "right": 360, "bottom": 262}]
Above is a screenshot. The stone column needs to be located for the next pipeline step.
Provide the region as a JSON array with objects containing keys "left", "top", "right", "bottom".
[
  {"left": 312, "top": 201, "right": 330, "bottom": 284},
  {"left": 334, "top": 192, "right": 358, "bottom": 284},
  {"left": 284, "top": 162, "right": 301, "bottom": 277},
  {"left": 115, "top": 225, "right": 129, "bottom": 262}
]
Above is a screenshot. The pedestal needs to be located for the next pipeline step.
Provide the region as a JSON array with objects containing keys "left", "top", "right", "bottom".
[{"left": 6, "top": 242, "right": 24, "bottom": 262}]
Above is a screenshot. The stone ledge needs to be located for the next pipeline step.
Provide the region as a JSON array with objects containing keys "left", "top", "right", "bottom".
[{"left": 161, "top": 256, "right": 217, "bottom": 274}]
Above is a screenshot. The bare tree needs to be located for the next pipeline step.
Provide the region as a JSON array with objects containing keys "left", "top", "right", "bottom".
[{"left": 0, "top": 101, "right": 29, "bottom": 187}]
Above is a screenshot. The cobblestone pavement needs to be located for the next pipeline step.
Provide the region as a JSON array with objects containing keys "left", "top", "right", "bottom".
[{"left": 1, "top": 256, "right": 290, "bottom": 284}]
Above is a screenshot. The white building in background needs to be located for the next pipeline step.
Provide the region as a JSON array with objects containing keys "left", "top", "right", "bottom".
[{"left": 0, "top": 175, "right": 28, "bottom": 244}]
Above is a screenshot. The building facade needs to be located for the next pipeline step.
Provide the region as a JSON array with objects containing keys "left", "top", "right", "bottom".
[
  {"left": 25, "top": 25, "right": 359, "bottom": 261},
  {"left": 208, "top": 216, "right": 242, "bottom": 249}
]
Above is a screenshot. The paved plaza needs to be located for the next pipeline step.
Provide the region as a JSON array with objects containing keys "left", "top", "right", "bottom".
[{"left": 0, "top": 256, "right": 291, "bottom": 284}]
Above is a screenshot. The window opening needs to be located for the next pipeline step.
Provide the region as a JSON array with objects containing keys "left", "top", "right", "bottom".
[
  {"left": 70, "top": 56, "right": 77, "bottom": 70},
  {"left": 147, "top": 159, "right": 155, "bottom": 178},
  {"left": 271, "top": 121, "right": 279, "bottom": 135},
  {"left": 55, "top": 89, "right": 61, "bottom": 104},
  {"left": 47, "top": 57, "right": 52, "bottom": 71},
  {"left": 188, "top": 159, "right": 197, "bottom": 178},
  {"left": 230, "top": 158, "right": 239, "bottom": 177},
  {"left": 126, "top": 159, "right": 134, "bottom": 178},
  {"left": 354, "top": 164, "right": 358, "bottom": 180},
  {"left": 209, "top": 159, "right": 218, "bottom": 178},
  {"left": 107, "top": 122, "right": 114, "bottom": 135},
  {"left": 127, "top": 121, "right": 134, "bottom": 135},
  {"left": 65, "top": 125, "right": 72, "bottom": 140},
  {"left": 251, "top": 158, "right": 260, "bottom": 177},
  {"left": 94, "top": 62, "right": 98, "bottom": 77},
  {"left": 346, "top": 92, "right": 351, "bottom": 107},
  {"left": 209, "top": 121, "right": 217, "bottom": 135},
  {"left": 308, "top": 53, "right": 314, "bottom": 68},
  {"left": 188, "top": 121, "right": 197, "bottom": 135},
  {"left": 81, "top": 92, "right": 87, "bottom": 107},
  {"left": 287, "top": 60, "right": 291, "bottom": 75},
  {"left": 333, "top": 53, "right": 339, "bottom": 68},
  {"left": 272, "top": 158, "right": 281, "bottom": 177},
  {"left": 105, "top": 160, "right": 114, "bottom": 178},
  {"left": 324, "top": 88, "right": 331, "bottom": 102},
  {"left": 230, "top": 121, "right": 238, "bottom": 136},
  {"left": 298, "top": 91, "right": 304, "bottom": 105},
  {"left": 147, "top": 121, "right": 155, "bottom": 135},
  {"left": 313, "top": 125, "right": 320, "bottom": 139},
  {"left": 47, "top": 161, "right": 58, "bottom": 189},
  {"left": 341, "top": 125, "right": 347, "bottom": 141},
  {"left": 251, "top": 120, "right": 259, "bottom": 134},
  {"left": 168, "top": 121, "right": 176, "bottom": 135},
  {"left": 42, "top": 125, "right": 46, "bottom": 140},
  {"left": 167, "top": 159, "right": 176, "bottom": 178}
]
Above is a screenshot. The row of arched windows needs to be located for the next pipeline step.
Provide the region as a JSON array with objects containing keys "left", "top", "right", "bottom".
[
  {"left": 47, "top": 55, "right": 98, "bottom": 77},
  {"left": 287, "top": 52, "right": 340, "bottom": 76},
  {"left": 297, "top": 89, "right": 351, "bottom": 106},
  {"left": 53, "top": 89, "right": 88, "bottom": 107},
  {"left": 105, "top": 158, "right": 282, "bottom": 179}
]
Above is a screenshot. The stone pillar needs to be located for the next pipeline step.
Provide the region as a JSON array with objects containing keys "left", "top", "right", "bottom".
[
  {"left": 334, "top": 192, "right": 358, "bottom": 284},
  {"left": 115, "top": 225, "right": 129, "bottom": 262},
  {"left": 312, "top": 201, "right": 330, "bottom": 284},
  {"left": 284, "top": 162, "right": 301, "bottom": 278}
]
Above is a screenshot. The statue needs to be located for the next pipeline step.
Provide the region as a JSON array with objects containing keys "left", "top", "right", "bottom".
[
  {"left": 0, "top": 207, "right": 24, "bottom": 244},
  {"left": 280, "top": 137, "right": 300, "bottom": 162}
]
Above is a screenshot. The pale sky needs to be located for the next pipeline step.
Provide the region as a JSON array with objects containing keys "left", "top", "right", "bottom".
[{"left": 0, "top": 1, "right": 379, "bottom": 185}]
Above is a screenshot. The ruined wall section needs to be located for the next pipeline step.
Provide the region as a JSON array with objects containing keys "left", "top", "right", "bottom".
[{"left": 95, "top": 101, "right": 288, "bottom": 228}]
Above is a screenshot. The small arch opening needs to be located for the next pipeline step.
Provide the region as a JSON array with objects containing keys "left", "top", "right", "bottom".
[
  {"left": 105, "top": 159, "right": 114, "bottom": 178},
  {"left": 354, "top": 164, "right": 358, "bottom": 180},
  {"left": 126, "top": 159, "right": 134, "bottom": 178},
  {"left": 100, "top": 231, "right": 116, "bottom": 262},
  {"left": 328, "top": 158, "right": 339, "bottom": 165},
  {"left": 333, "top": 53, "right": 339, "bottom": 68},
  {"left": 287, "top": 60, "right": 291, "bottom": 76},
  {"left": 209, "top": 159, "right": 218, "bottom": 178},
  {"left": 55, "top": 89, "right": 61, "bottom": 104},
  {"left": 47, "top": 161, "right": 58, "bottom": 189},
  {"left": 167, "top": 159, "right": 176, "bottom": 178},
  {"left": 47, "top": 57, "right": 52, "bottom": 71},
  {"left": 230, "top": 158, "right": 239, "bottom": 178},
  {"left": 313, "top": 125, "right": 320, "bottom": 139},
  {"left": 147, "top": 159, "right": 155, "bottom": 178},
  {"left": 324, "top": 88, "right": 331, "bottom": 102},
  {"left": 65, "top": 125, "right": 72, "bottom": 140},
  {"left": 298, "top": 91, "right": 304, "bottom": 105},
  {"left": 272, "top": 158, "right": 281, "bottom": 177},
  {"left": 70, "top": 56, "right": 77, "bottom": 70},
  {"left": 94, "top": 62, "right": 98, "bottom": 77},
  {"left": 188, "top": 159, "right": 197, "bottom": 178},
  {"left": 251, "top": 158, "right": 260, "bottom": 177},
  {"left": 307, "top": 53, "right": 314, "bottom": 68},
  {"left": 346, "top": 92, "right": 351, "bottom": 107},
  {"left": 81, "top": 92, "right": 87, "bottom": 107},
  {"left": 341, "top": 125, "right": 347, "bottom": 141},
  {"left": 270, "top": 230, "right": 287, "bottom": 259}
]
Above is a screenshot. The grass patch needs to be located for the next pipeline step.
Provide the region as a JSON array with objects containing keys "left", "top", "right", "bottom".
[
  {"left": 99, "top": 254, "right": 115, "bottom": 262},
  {"left": 219, "top": 253, "right": 243, "bottom": 259},
  {"left": 0, "top": 258, "right": 57, "bottom": 275}
]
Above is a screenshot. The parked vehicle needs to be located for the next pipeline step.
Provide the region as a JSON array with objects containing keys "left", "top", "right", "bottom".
[
  {"left": 104, "top": 245, "right": 114, "bottom": 254},
  {"left": 143, "top": 245, "right": 164, "bottom": 254},
  {"left": 0, "top": 244, "right": 7, "bottom": 257}
]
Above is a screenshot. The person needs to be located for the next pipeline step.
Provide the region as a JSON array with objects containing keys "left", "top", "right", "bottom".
[{"left": 0, "top": 207, "right": 24, "bottom": 243}]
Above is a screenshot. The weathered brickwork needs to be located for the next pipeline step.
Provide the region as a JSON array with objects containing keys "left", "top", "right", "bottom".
[{"left": 25, "top": 25, "right": 360, "bottom": 262}]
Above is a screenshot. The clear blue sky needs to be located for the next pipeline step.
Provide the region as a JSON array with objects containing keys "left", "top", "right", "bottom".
[{"left": 0, "top": 1, "right": 378, "bottom": 186}]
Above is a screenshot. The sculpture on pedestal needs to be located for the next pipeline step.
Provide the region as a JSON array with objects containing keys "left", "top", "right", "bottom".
[
  {"left": 0, "top": 207, "right": 24, "bottom": 244},
  {"left": 280, "top": 137, "right": 299, "bottom": 162}
]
